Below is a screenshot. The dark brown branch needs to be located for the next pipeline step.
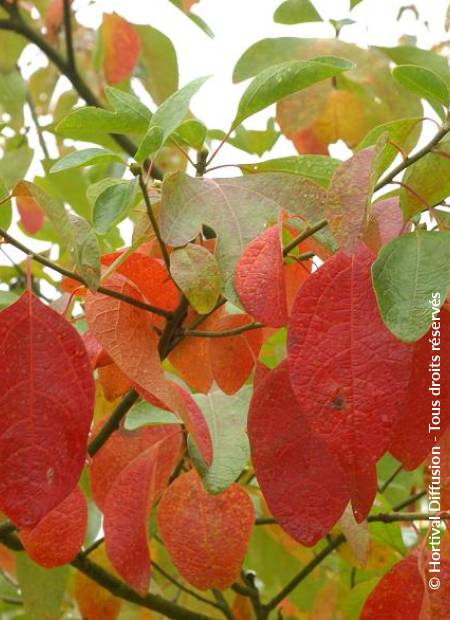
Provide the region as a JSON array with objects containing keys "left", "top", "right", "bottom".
[
  {"left": 62, "top": 0, "right": 76, "bottom": 73},
  {"left": 183, "top": 322, "right": 263, "bottom": 338},
  {"left": 0, "top": 226, "right": 173, "bottom": 319},
  {"left": 87, "top": 390, "right": 139, "bottom": 457}
]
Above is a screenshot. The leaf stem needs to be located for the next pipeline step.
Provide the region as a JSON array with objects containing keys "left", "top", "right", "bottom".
[
  {"left": 138, "top": 174, "right": 171, "bottom": 271},
  {"left": 0, "top": 226, "right": 173, "bottom": 319}
]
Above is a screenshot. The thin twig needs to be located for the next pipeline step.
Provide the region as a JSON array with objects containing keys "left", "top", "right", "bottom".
[
  {"left": 378, "top": 464, "right": 403, "bottom": 494},
  {"left": 183, "top": 322, "right": 263, "bottom": 338},
  {"left": 282, "top": 219, "right": 328, "bottom": 257},
  {"left": 0, "top": 226, "right": 173, "bottom": 319},
  {"left": 138, "top": 174, "right": 171, "bottom": 270},
  {"left": 153, "top": 561, "right": 222, "bottom": 610}
]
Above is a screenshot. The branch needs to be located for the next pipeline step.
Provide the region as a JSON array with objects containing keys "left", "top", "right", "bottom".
[
  {"left": 0, "top": 528, "right": 215, "bottom": 620},
  {"left": 87, "top": 390, "right": 139, "bottom": 457},
  {"left": 152, "top": 562, "right": 222, "bottom": 611},
  {"left": 262, "top": 508, "right": 449, "bottom": 611},
  {"left": 138, "top": 174, "right": 171, "bottom": 271},
  {"left": 374, "top": 121, "right": 450, "bottom": 191},
  {"left": 62, "top": 0, "right": 76, "bottom": 73},
  {"left": 282, "top": 219, "right": 328, "bottom": 257},
  {"left": 0, "top": 4, "right": 162, "bottom": 178},
  {"left": 183, "top": 322, "right": 263, "bottom": 338},
  {"left": 0, "top": 226, "right": 173, "bottom": 319}
]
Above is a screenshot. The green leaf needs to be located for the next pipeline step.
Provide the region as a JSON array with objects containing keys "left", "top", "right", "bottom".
[
  {"left": 0, "top": 144, "right": 33, "bottom": 188},
  {"left": 134, "top": 126, "right": 164, "bottom": 164},
  {"left": 50, "top": 148, "right": 125, "bottom": 174},
  {"left": 0, "top": 179, "right": 11, "bottom": 230},
  {"left": 191, "top": 387, "right": 251, "bottom": 493},
  {"left": 16, "top": 553, "right": 69, "bottom": 620},
  {"left": 233, "top": 56, "right": 354, "bottom": 127},
  {"left": 161, "top": 171, "right": 328, "bottom": 296},
  {"left": 350, "top": 0, "right": 364, "bottom": 8},
  {"left": 170, "top": 244, "right": 221, "bottom": 314},
  {"left": 125, "top": 400, "right": 180, "bottom": 430},
  {"left": 136, "top": 25, "right": 179, "bottom": 105},
  {"left": 233, "top": 37, "right": 309, "bottom": 83},
  {"left": 378, "top": 46, "right": 450, "bottom": 88},
  {"left": 274, "top": 0, "right": 322, "bottom": 24},
  {"left": 135, "top": 76, "right": 210, "bottom": 160},
  {"left": 392, "top": 64, "right": 449, "bottom": 108},
  {"left": 93, "top": 178, "right": 138, "bottom": 235},
  {"left": 400, "top": 138, "right": 450, "bottom": 220},
  {"left": 0, "top": 290, "right": 18, "bottom": 308},
  {"left": 372, "top": 231, "right": 450, "bottom": 342},
  {"left": 56, "top": 88, "right": 151, "bottom": 142},
  {"left": 239, "top": 154, "right": 340, "bottom": 187},
  {"left": 167, "top": 0, "right": 214, "bottom": 37},
  {"left": 14, "top": 181, "right": 101, "bottom": 290},
  {"left": 174, "top": 119, "right": 207, "bottom": 150}
]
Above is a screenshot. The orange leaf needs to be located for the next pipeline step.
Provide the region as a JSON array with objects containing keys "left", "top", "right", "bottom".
[
  {"left": 16, "top": 195, "right": 44, "bottom": 235},
  {"left": 157, "top": 470, "right": 254, "bottom": 590},
  {"left": 102, "top": 13, "right": 140, "bottom": 85},
  {"left": 98, "top": 363, "right": 133, "bottom": 401},
  {"left": 209, "top": 315, "right": 263, "bottom": 394}
]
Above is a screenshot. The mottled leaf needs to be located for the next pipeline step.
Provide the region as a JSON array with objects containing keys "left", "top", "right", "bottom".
[{"left": 102, "top": 13, "right": 140, "bottom": 85}]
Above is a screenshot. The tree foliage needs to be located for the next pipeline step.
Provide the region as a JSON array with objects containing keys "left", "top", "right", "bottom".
[{"left": 0, "top": 0, "right": 449, "bottom": 618}]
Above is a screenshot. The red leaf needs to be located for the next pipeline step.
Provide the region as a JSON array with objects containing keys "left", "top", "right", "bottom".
[
  {"left": 248, "top": 362, "right": 349, "bottom": 545},
  {"left": 19, "top": 487, "right": 87, "bottom": 568},
  {"left": 85, "top": 273, "right": 179, "bottom": 413},
  {"left": 291, "top": 127, "right": 328, "bottom": 155},
  {"left": 390, "top": 308, "right": 450, "bottom": 470},
  {"left": 90, "top": 418, "right": 179, "bottom": 512},
  {"left": 284, "top": 259, "right": 312, "bottom": 315},
  {"left": 83, "top": 331, "right": 112, "bottom": 369},
  {"left": 287, "top": 246, "right": 411, "bottom": 517},
  {"left": 157, "top": 470, "right": 254, "bottom": 590},
  {"left": 209, "top": 315, "right": 263, "bottom": 395},
  {"left": 98, "top": 363, "right": 133, "bottom": 402},
  {"left": 234, "top": 226, "right": 288, "bottom": 328},
  {"left": 351, "top": 464, "right": 377, "bottom": 524},
  {"left": 16, "top": 195, "right": 44, "bottom": 235},
  {"left": 360, "top": 554, "right": 450, "bottom": 619},
  {"left": 0, "top": 292, "right": 94, "bottom": 528},
  {"left": 104, "top": 430, "right": 182, "bottom": 593},
  {"left": 102, "top": 13, "right": 140, "bottom": 85}
]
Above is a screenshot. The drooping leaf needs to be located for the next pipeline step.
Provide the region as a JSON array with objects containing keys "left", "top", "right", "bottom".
[
  {"left": 13, "top": 181, "right": 101, "bottom": 290},
  {"left": 157, "top": 470, "right": 254, "bottom": 590},
  {"left": 274, "top": 0, "right": 322, "bottom": 24},
  {"left": 93, "top": 178, "right": 138, "bottom": 235},
  {"left": 248, "top": 362, "right": 350, "bottom": 545},
  {"left": 372, "top": 231, "right": 450, "bottom": 342},
  {"left": 85, "top": 273, "right": 179, "bottom": 413},
  {"left": 0, "top": 292, "right": 94, "bottom": 528},
  {"left": 233, "top": 56, "right": 353, "bottom": 127},
  {"left": 19, "top": 486, "right": 87, "bottom": 567},
  {"left": 160, "top": 171, "right": 328, "bottom": 294},
  {"left": 102, "top": 13, "right": 140, "bottom": 85},
  {"left": 392, "top": 64, "right": 449, "bottom": 109},
  {"left": 287, "top": 245, "right": 412, "bottom": 518},
  {"left": 50, "top": 147, "right": 124, "bottom": 174},
  {"left": 136, "top": 24, "right": 179, "bottom": 105},
  {"left": 234, "top": 225, "right": 287, "bottom": 327},
  {"left": 209, "top": 315, "right": 263, "bottom": 394},
  {"left": 326, "top": 146, "right": 378, "bottom": 254},
  {"left": 90, "top": 417, "right": 182, "bottom": 511},
  {"left": 389, "top": 308, "right": 450, "bottom": 468},
  {"left": 104, "top": 430, "right": 182, "bottom": 592},
  {"left": 170, "top": 243, "right": 221, "bottom": 314},
  {"left": 191, "top": 387, "right": 251, "bottom": 493},
  {"left": 16, "top": 554, "right": 69, "bottom": 620}
]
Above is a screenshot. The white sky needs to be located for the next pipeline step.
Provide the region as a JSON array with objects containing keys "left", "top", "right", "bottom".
[{"left": 1, "top": 0, "right": 449, "bottom": 273}]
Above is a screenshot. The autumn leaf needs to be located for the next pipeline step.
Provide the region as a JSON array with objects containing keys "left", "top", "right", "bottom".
[
  {"left": 248, "top": 361, "right": 350, "bottom": 545},
  {"left": 102, "top": 13, "right": 140, "bottom": 85},
  {"left": 0, "top": 292, "right": 94, "bottom": 528},
  {"left": 157, "top": 470, "right": 254, "bottom": 590}
]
